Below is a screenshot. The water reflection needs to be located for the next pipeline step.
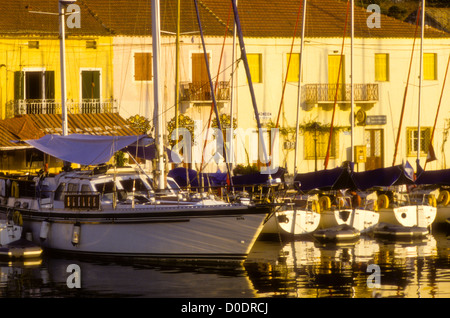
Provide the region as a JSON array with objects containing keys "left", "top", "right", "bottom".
[
  {"left": 0, "top": 228, "right": 448, "bottom": 298},
  {"left": 245, "top": 228, "right": 450, "bottom": 298}
]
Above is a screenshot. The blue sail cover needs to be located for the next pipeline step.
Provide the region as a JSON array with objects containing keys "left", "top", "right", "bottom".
[
  {"left": 294, "top": 167, "right": 355, "bottom": 192},
  {"left": 415, "top": 166, "right": 450, "bottom": 186},
  {"left": 352, "top": 162, "right": 415, "bottom": 191},
  {"left": 168, "top": 168, "right": 227, "bottom": 188},
  {"left": 25, "top": 134, "right": 145, "bottom": 166}
]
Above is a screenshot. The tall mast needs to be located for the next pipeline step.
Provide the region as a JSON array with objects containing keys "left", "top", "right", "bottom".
[
  {"left": 294, "top": 0, "right": 307, "bottom": 176},
  {"left": 175, "top": 0, "right": 180, "bottom": 134},
  {"left": 59, "top": 0, "right": 74, "bottom": 136},
  {"left": 417, "top": 0, "right": 425, "bottom": 170},
  {"left": 350, "top": 0, "right": 354, "bottom": 164},
  {"left": 152, "top": 0, "right": 165, "bottom": 190}
]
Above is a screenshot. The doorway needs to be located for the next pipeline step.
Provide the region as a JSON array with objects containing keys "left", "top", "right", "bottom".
[{"left": 364, "top": 129, "right": 384, "bottom": 170}]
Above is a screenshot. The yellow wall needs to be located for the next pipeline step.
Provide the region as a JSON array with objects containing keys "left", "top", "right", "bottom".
[{"left": 0, "top": 35, "right": 114, "bottom": 119}]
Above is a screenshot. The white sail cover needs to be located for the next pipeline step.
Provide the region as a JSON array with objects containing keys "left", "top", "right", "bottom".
[{"left": 25, "top": 134, "right": 144, "bottom": 166}]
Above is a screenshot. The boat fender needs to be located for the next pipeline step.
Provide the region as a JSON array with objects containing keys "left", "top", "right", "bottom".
[
  {"left": 0, "top": 179, "right": 5, "bottom": 197},
  {"left": 12, "top": 210, "right": 22, "bottom": 226},
  {"left": 427, "top": 194, "right": 437, "bottom": 207},
  {"left": 11, "top": 181, "right": 19, "bottom": 198},
  {"left": 71, "top": 222, "right": 81, "bottom": 246},
  {"left": 351, "top": 191, "right": 362, "bottom": 208},
  {"left": 319, "top": 196, "right": 331, "bottom": 211},
  {"left": 437, "top": 190, "right": 450, "bottom": 206},
  {"left": 377, "top": 194, "right": 389, "bottom": 209},
  {"left": 40, "top": 220, "right": 50, "bottom": 241},
  {"left": 312, "top": 200, "right": 321, "bottom": 213}
]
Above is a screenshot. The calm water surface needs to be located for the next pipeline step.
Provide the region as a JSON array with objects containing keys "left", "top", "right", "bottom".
[{"left": 0, "top": 227, "right": 449, "bottom": 299}]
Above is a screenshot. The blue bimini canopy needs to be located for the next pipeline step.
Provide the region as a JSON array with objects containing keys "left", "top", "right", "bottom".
[
  {"left": 352, "top": 162, "right": 415, "bottom": 191},
  {"left": 25, "top": 134, "right": 145, "bottom": 166}
]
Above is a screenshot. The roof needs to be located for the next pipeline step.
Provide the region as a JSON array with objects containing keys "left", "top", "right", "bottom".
[
  {"left": 0, "top": 113, "right": 139, "bottom": 150},
  {"left": 0, "top": 0, "right": 448, "bottom": 38},
  {"left": 405, "top": 7, "right": 450, "bottom": 33}
]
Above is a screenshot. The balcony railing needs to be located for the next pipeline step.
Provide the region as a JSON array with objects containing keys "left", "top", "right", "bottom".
[
  {"left": 7, "top": 99, "right": 119, "bottom": 117},
  {"left": 305, "top": 83, "right": 379, "bottom": 103},
  {"left": 180, "top": 81, "right": 230, "bottom": 102}
]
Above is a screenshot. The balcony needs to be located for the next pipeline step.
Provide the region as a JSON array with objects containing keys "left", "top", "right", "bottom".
[
  {"left": 6, "top": 99, "right": 119, "bottom": 117},
  {"left": 305, "top": 83, "right": 379, "bottom": 104},
  {"left": 180, "top": 81, "right": 230, "bottom": 105}
]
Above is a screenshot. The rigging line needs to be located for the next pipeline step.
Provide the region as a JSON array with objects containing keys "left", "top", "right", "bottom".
[
  {"left": 200, "top": 2, "right": 233, "bottom": 174},
  {"left": 275, "top": 0, "right": 303, "bottom": 129},
  {"left": 392, "top": 4, "right": 421, "bottom": 167},
  {"left": 324, "top": 0, "right": 351, "bottom": 170},
  {"left": 424, "top": 53, "right": 450, "bottom": 171},
  {"left": 193, "top": 0, "right": 234, "bottom": 187}
]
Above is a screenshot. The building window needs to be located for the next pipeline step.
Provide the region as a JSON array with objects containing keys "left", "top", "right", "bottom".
[
  {"left": 28, "top": 41, "right": 39, "bottom": 49},
  {"left": 286, "top": 53, "right": 300, "bottom": 82},
  {"left": 134, "top": 52, "right": 152, "bottom": 81},
  {"left": 304, "top": 131, "right": 338, "bottom": 159},
  {"left": 406, "top": 127, "right": 431, "bottom": 157},
  {"left": 375, "top": 53, "right": 389, "bottom": 81},
  {"left": 423, "top": 53, "right": 437, "bottom": 80},
  {"left": 247, "top": 54, "right": 262, "bottom": 83},
  {"left": 86, "top": 40, "right": 97, "bottom": 49}
]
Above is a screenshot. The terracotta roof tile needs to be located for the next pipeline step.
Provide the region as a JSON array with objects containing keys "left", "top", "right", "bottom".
[
  {"left": 1, "top": 0, "right": 448, "bottom": 38},
  {"left": 0, "top": 113, "right": 139, "bottom": 149}
]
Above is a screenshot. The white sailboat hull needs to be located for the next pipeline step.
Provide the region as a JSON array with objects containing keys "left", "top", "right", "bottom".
[
  {"left": 319, "top": 209, "right": 379, "bottom": 232},
  {"left": 434, "top": 206, "right": 450, "bottom": 224},
  {"left": 378, "top": 205, "right": 436, "bottom": 227},
  {"left": 1, "top": 198, "right": 269, "bottom": 263},
  {"left": 261, "top": 209, "right": 320, "bottom": 237}
]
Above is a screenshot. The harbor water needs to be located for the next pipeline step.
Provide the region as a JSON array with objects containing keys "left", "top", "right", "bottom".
[{"left": 0, "top": 227, "right": 448, "bottom": 299}]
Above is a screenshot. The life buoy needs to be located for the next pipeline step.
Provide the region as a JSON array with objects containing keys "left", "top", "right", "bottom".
[
  {"left": 427, "top": 194, "right": 437, "bottom": 207},
  {"left": 11, "top": 181, "right": 19, "bottom": 198},
  {"left": 13, "top": 210, "right": 22, "bottom": 226},
  {"left": 437, "top": 190, "right": 450, "bottom": 206},
  {"left": 319, "top": 196, "right": 331, "bottom": 211},
  {"left": 377, "top": 194, "right": 389, "bottom": 209}
]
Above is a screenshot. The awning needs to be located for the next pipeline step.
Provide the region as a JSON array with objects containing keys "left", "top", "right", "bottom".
[{"left": 24, "top": 134, "right": 145, "bottom": 166}]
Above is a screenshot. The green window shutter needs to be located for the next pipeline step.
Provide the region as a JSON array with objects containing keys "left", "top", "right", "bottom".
[
  {"left": 14, "top": 71, "right": 24, "bottom": 100},
  {"left": 45, "top": 71, "right": 55, "bottom": 99}
]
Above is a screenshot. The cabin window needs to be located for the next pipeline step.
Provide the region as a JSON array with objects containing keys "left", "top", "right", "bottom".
[
  {"left": 304, "top": 131, "right": 338, "bottom": 159},
  {"left": 134, "top": 52, "right": 152, "bottom": 81},
  {"left": 286, "top": 53, "right": 300, "bottom": 82},
  {"left": 247, "top": 54, "right": 262, "bottom": 83},
  {"left": 67, "top": 183, "right": 79, "bottom": 194},
  {"left": 375, "top": 53, "right": 389, "bottom": 82},
  {"left": 54, "top": 182, "right": 66, "bottom": 201},
  {"left": 80, "top": 184, "right": 92, "bottom": 194},
  {"left": 120, "top": 178, "right": 148, "bottom": 192},
  {"left": 94, "top": 181, "right": 115, "bottom": 194},
  {"left": 423, "top": 53, "right": 437, "bottom": 80},
  {"left": 406, "top": 127, "right": 431, "bottom": 157}
]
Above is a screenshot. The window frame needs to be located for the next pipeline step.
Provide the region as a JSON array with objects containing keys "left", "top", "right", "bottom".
[{"left": 133, "top": 52, "right": 153, "bottom": 82}]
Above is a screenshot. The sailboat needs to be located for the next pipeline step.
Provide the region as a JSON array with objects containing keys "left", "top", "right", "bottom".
[
  {"left": 0, "top": 0, "right": 271, "bottom": 264},
  {"left": 258, "top": 0, "right": 321, "bottom": 239},
  {"left": 291, "top": 1, "right": 378, "bottom": 241},
  {"left": 361, "top": 0, "right": 436, "bottom": 238}
]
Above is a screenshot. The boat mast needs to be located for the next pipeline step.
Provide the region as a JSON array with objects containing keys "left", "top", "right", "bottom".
[
  {"left": 417, "top": 0, "right": 425, "bottom": 171},
  {"left": 152, "top": 0, "right": 165, "bottom": 190},
  {"left": 350, "top": 0, "right": 354, "bottom": 165},
  {"left": 231, "top": 0, "right": 271, "bottom": 174},
  {"left": 59, "top": 0, "right": 74, "bottom": 136},
  {"left": 294, "top": 0, "right": 307, "bottom": 177}
]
